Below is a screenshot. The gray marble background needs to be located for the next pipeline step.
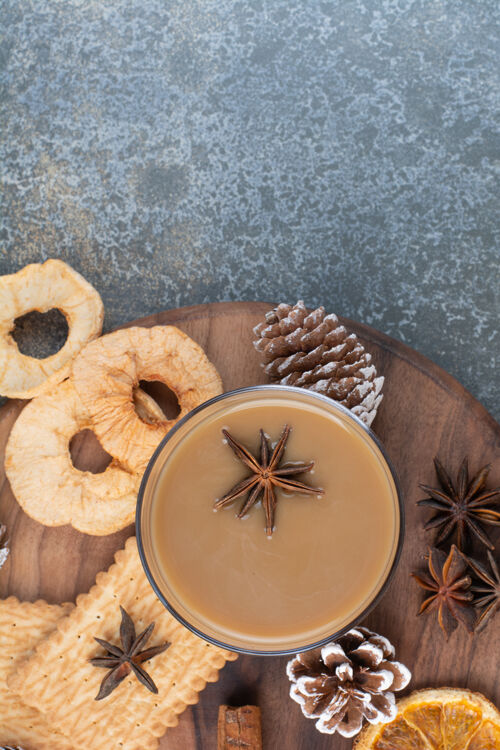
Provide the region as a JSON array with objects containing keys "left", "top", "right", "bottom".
[{"left": 1, "top": 0, "right": 499, "bottom": 419}]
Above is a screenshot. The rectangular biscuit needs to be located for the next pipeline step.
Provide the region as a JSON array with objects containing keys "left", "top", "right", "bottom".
[
  {"left": 9, "top": 537, "right": 237, "bottom": 750},
  {"left": 1, "top": 596, "right": 74, "bottom": 750}
]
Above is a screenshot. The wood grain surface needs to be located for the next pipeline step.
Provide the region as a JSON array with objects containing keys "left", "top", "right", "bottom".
[{"left": 1, "top": 301, "right": 499, "bottom": 750}]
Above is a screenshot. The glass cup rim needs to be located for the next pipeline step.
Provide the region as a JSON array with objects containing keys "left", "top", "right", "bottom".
[{"left": 136, "top": 384, "right": 405, "bottom": 656}]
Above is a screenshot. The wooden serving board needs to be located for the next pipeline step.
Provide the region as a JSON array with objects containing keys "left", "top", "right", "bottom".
[{"left": 1, "top": 301, "right": 499, "bottom": 750}]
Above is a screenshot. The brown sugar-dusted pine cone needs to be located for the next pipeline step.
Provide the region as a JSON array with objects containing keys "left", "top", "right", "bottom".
[
  {"left": 253, "top": 301, "right": 384, "bottom": 427},
  {"left": 286, "top": 627, "right": 411, "bottom": 738}
]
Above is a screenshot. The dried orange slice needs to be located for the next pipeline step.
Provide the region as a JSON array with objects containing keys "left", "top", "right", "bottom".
[
  {"left": 0, "top": 259, "right": 104, "bottom": 399},
  {"left": 355, "top": 688, "right": 500, "bottom": 750},
  {"left": 71, "top": 326, "right": 223, "bottom": 472}
]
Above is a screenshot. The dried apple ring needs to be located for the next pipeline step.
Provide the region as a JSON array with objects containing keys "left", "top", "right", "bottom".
[
  {"left": 5, "top": 380, "right": 140, "bottom": 535},
  {"left": 71, "top": 325, "right": 223, "bottom": 472},
  {"left": 132, "top": 386, "right": 167, "bottom": 424},
  {"left": 0, "top": 259, "right": 104, "bottom": 399}
]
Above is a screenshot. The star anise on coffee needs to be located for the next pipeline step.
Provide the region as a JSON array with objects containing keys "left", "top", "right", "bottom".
[
  {"left": 214, "top": 425, "right": 324, "bottom": 536},
  {"left": 418, "top": 458, "right": 500, "bottom": 551},
  {"left": 411, "top": 545, "right": 475, "bottom": 639},
  {"left": 463, "top": 550, "right": 500, "bottom": 632},
  {"left": 90, "top": 606, "right": 170, "bottom": 700}
]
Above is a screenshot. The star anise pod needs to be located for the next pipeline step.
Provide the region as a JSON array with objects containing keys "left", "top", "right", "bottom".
[
  {"left": 418, "top": 457, "right": 500, "bottom": 551},
  {"left": 462, "top": 550, "right": 500, "bottom": 632},
  {"left": 411, "top": 545, "right": 475, "bottom": 639},
  {"left": 90, "top": 606, "right": 170, "bottom": 700},
  {"left": 214, "top": 424, "right": 324, "bottom": 536}
]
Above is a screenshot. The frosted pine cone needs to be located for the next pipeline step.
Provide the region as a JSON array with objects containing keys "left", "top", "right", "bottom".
[
  {"left": 253, "top": 301, "right": 384, "bottom": 427},
  {"left": 0, "top": 524, "right": 9, "bottom": 570},
  {"left": 286, "top": 627, "right": 411, "bottom": 738}
]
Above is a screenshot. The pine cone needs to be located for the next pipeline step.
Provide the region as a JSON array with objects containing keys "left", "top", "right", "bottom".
[
  {"left": 253, "top": 301, "right": 384, "bottom": 427},
  {"left": 286, "top": 627, "right": 411, "bottom": 738},
  {"left": 0, "top": 524, "right": 9, "bottom": 570}
]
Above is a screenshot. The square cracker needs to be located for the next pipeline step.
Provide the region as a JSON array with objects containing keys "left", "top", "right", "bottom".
[
  {"left": 0, "top": 596, "right": 74, "bottom": 750},
  {"left": 9, "top": 537, "right": 237, "bottom": 750}
]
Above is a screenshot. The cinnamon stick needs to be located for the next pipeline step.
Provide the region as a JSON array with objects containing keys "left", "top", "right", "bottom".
[{"left": 218, "top": 705, "right": 262, "bottom": 749}]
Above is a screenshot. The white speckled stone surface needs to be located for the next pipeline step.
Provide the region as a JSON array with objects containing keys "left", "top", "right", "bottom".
[{"left": 1, "top": 0, "right": 499, "bottom": 419}]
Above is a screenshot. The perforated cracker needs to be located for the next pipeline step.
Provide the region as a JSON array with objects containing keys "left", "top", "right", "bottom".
[
  {"left": 9, "top": 538, "right": 237, "bottom": 750},
  {"left": 0, "top": 597, "right": 73, "bottom": 750}
]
